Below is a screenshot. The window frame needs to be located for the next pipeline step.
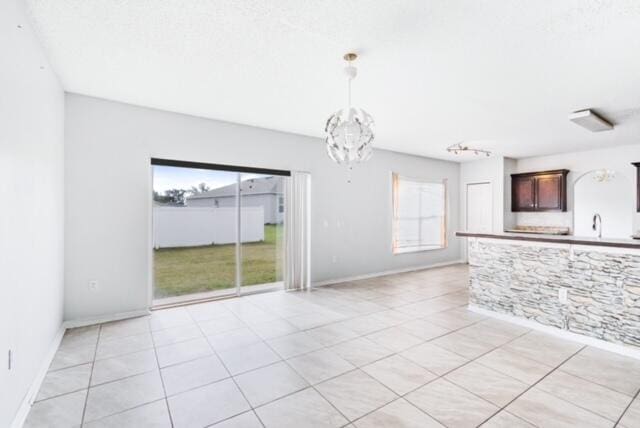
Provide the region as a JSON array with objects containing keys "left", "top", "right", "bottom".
[{"left": 391, "top": 173, "right": 448, "bottom": 254}]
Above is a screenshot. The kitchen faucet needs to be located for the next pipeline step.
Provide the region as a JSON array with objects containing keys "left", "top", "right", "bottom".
[{"left": 592, "top": 213, "right": 602, "bottom": 239}]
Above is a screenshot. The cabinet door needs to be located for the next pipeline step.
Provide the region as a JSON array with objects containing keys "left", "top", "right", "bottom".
[
  {"left": 536, "top": 174, "right": 564, "bottom": 210},
  {"left": 512, "top": 176, "right": 536, "bottom": 211}
]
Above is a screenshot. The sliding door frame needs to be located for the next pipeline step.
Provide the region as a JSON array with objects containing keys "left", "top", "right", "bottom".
[
  {"left": 150, "top": 158, "right": 291, "bottom": 177},
  {"left": 149, "top": 158, "right": 290, "bottom": 307}
]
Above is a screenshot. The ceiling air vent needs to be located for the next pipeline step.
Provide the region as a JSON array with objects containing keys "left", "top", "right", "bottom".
[{"left": 568, "top": 109, "right": 613, "bottom": 132}]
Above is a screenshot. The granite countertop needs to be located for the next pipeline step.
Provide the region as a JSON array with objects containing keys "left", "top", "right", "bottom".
[{"left": 456, "top": 231, "right": 640, "bottom": 249}]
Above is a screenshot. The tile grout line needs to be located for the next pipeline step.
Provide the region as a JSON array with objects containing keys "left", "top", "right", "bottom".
[
  {"left": 219, "top": 286, "right": 479, "bottom": 425},
  {"left": 276, "top": 354, "right": 353, "bottom": 425},
  {"left": 421, "top": 319, "right": 635, "bottom": 402},
  {"left": 235, "top": 306, "right": 352, "bottom": 426},
  {"left": 78, "top": 399, "right": 168, "bottom": 426},
  {"left": 220, "top": 292, "right": 453, "bottom": 425},
  {"left": 23, "top": 267, "right": 473, "bottom": 425},
  {"left": 43, "top": 290, "right": 460, "bottom": 394},
  {"left": 415, "top": 329, "right": 543, "bottom": 428},
  {"left": 465, "top": 335, "right": 639, "bottom": 403},
  {"left": 475, "top": 344, "right": 588, "bottom": 427},
  {"left": 307, "top": 276, "right": 475, "bottom": 425},
  {"left": 77, "top": 317, "right": 257, "bottom": 425},
  {"left": 78, "top": 319, "right": 179, "bottom": 426},
  {"left": 353, "top": 325, "right": 537, "bottom": 428},
  {"left": 547, "top": 365, "right": 640, "bottom": 401},
  {"left": 149, "top": 318, "right": 175, "bottom": 428},
  {"left": 614, "top": 385, "right": 639, "bottom": 427},
  {"left": 47, "top": 312, "right": 432, "bottom": 424},
  {"left": 190, "top": 307, "right": 267, "bottom": 428},
  {"left": 83, "top": 300, "right": 634, "bottom": 428},
  {"left": 530, "top": 370, "right": 636, "bottom": 425},
  {"left": 494, "top": 336, "right": 640, "bottom": 403},
  {"left": 316, "top": 304, "right": 552, "bottom": 427},
  {"left": 36, "top": 269, "right": 561, "bottom": 427},
  {"left": 429, "top": 307, "right": 640, "bottom": 424},
  {"left": 235, "top": 301, "right": 491, "bottom": 425},
  {"left": 79, "top": 324, "right": 103, "bottom": 427}
]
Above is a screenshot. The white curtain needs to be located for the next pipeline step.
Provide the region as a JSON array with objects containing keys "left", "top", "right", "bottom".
[{"left": 284, "top": 171, "right": 311, "bottom": 291}]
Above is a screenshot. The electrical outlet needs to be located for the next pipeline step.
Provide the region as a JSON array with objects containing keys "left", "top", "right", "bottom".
[
  {"left": 558, "top": 288, "right": 568, "bottom": 304},
  {"left": 332, "top": 255, "right": 338, "bottom": 263},
  {"left": 88, "top": 280, "right": 99, "bottom": 292}
]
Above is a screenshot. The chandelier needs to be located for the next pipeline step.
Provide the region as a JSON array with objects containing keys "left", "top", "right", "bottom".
[
  {"left": 325, "top": 53, "right": 375, "bottom": 166},
  {"left": 446, "top": 142, "right": 491, "bottom": 157},
  {"left": 593, "top": 169, "right": 616, "bottom": 182}
]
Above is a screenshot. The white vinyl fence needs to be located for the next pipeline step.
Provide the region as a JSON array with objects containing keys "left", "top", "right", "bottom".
[{"left": 153, "top": 207, "right": 264, "bottom": 248}]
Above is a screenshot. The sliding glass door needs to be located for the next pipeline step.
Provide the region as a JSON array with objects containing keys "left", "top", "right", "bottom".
[
  {"left": 151, "top": 159, "right": 288, "bottom": 305},
  {"left": 240, "top": 173, "right": 285, "bottom": 294}
]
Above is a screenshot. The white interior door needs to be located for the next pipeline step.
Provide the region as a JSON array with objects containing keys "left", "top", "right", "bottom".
[{"left": 466, "top": 182, "right": 492, "bottom": 232}]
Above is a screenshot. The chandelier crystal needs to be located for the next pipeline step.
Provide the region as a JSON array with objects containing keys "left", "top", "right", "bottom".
[
  {"left": 325, "top": 53, "right": 375, "bottom": 166},
  {"left": 593, "top": 169, "right": 616, "bottom": 182}
]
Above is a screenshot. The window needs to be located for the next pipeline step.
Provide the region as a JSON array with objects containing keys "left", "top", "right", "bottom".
[{"left": 392, "top": 173, "right": 447, "bottom": 254}]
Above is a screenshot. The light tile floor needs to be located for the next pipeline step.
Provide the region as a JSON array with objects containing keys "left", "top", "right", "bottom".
[{"left": 25, "top": 264, "right": 640, "bottom": 427}]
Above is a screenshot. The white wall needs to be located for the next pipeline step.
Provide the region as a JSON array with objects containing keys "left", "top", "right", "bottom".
[
  {"left": 153, "top": 207, "right": 264, "bottom": 248},
  {"left": 515, "top": 144, "right": 640, "bottom": 233},
  {"left": 573, "top": 171, "right": 632, "bottom": 238},
  {"left": 502, "top": 157, "right": 517, "bottom": 231},
  {"left": 0, "top": 1, "right": 65, "bottom": 426},
  {"left": 64, "top": 94, "right": 462, "bottom": 321}
]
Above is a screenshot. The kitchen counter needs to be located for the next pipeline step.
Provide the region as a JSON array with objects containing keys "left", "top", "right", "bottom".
[
  {"left": 458, "top": 231, "right": 640, "bottom": 350},
  {"left": 457, "top": 231, "right": 640, "bottom": 249}
]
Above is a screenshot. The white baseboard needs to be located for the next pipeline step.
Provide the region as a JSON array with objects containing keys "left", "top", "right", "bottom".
[
  {"left": 63, "top": 309, "right": 151, "bottom": 329},
  {"left": 468, "top": 304, "right": 640, "bottom": 360},
  {"left": 312, "top": 259, "right": 466, "bottom": 287},
  {"left": 11, "top": 324, "right": 66, "bottom": 428}
]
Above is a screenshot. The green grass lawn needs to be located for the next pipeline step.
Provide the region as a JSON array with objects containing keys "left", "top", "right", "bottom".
[{"left": 153, "top": 224, "right": 283, "bottom": 299}]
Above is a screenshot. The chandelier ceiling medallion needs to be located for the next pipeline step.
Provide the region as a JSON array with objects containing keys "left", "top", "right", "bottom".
[
  {"left": 325, "top": 53, "right": 375, "bottom": 167},
  {"left": 446, "top": 142, "right": 492, "bottom": 157}
]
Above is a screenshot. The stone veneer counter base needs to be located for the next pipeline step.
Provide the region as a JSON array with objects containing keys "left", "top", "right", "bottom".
[{"left": 457, "top": 232, "right": 640, "bottom": 352}]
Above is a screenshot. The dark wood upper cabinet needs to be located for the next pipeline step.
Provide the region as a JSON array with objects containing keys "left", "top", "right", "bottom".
[
  {"left": 511, "top": 169, "right": 569, "bottom": 212},
  {"left": 512, "top": 175, "right": 536, "bottom": 211},
  {"left": 632, "top": 162, "right": 640, "bottom": 212}
]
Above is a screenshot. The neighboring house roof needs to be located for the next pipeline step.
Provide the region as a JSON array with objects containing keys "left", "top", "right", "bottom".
[{"left": 188, "top": 176, "right": 283, "bottom": 200}]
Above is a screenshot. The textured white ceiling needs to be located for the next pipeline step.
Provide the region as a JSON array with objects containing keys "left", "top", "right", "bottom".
[{"left": 25, "top": 0, "right": 640, "bottom": 160}]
